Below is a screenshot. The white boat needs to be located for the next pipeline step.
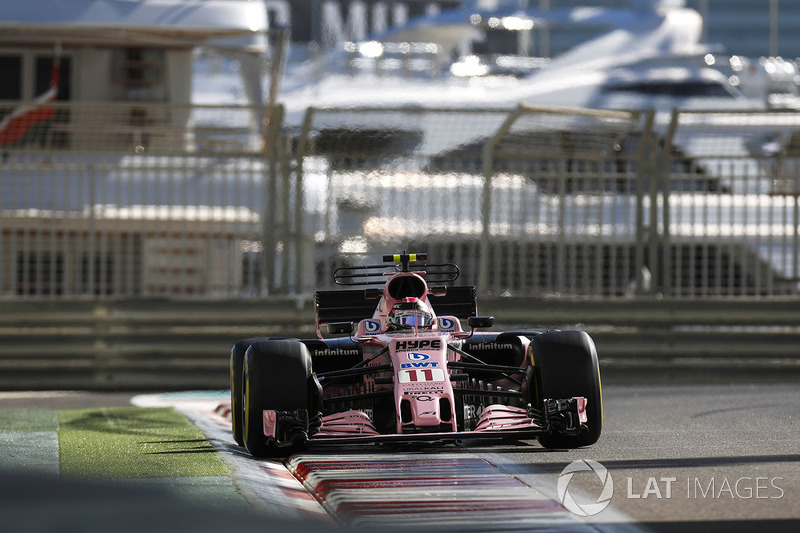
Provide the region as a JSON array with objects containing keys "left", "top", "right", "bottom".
[{"left": 278, "top": 1, "right": 761, "bottom": 124}]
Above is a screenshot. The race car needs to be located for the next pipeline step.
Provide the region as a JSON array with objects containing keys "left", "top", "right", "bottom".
[{"left": 230, "top": 253, "right": 602, "bottom": 457}]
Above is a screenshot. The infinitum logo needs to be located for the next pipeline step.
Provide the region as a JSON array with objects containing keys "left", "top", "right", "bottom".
[{"left": 557, "top": 460, "right": 614, "bottom": 516}]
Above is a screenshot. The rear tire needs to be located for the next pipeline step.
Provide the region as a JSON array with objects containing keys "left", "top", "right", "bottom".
[
  {"left": 230, "top": 338, "right": 262, "bottom": 446},
  {"left": 532, "top": 330, "right": 602, "bottom": 449},
  {"left": 231, "top": 337, "right": 287, "bottom": 446},
  {"left": 243, "top": 340, "right": 312, "bottom": 458}
]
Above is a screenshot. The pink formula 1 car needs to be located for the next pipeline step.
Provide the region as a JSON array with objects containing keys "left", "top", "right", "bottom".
[{"left": 230, "top": 253, "right": 602, "bottom": 457}]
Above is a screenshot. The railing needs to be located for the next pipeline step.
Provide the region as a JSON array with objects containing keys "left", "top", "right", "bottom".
[
  {"left": 2, "top": 102, "right": 799, "bottom": 300},
  {"left": 0, "top": 298, "right": 797, "bottom": 390}
]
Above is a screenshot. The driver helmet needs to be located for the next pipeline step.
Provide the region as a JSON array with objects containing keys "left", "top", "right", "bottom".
[{"left": 388, "top": 297, "right": 434, "bottom": 330}]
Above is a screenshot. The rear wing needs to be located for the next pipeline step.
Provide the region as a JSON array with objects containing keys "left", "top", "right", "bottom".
[{"left": 315, "top": 286, "right": 478, "bottom": 326}]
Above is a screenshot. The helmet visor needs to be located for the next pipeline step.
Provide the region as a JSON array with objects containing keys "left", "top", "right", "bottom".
[
  {"left": 394, "top": 311, "right": 433, "bottom": 328},
  {"left": 399, "top": 314, "right": 427, "bottom": 326}
]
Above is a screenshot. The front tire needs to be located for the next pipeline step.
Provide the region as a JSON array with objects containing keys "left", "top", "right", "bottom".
[
  {"left": 531, "top": 330, "right": 603, "bottom": 449},
  {"left": 243, "top": 340, "right": 312, "bottom": 458}
]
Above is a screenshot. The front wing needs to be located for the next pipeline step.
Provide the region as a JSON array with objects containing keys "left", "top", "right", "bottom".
[{"left": 261, "top": 397, "right": 587, "bottom": 448}]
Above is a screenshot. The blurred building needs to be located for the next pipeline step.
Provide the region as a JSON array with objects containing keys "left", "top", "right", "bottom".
[
  {"left": 687, "top": 0, "right": 800, "bottom": 59},
  {"left": 269, "top": 1, "right": 800, "bottom": 60}
]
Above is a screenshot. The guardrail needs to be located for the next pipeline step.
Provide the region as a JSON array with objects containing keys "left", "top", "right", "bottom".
[{"left": 1, "top": 299, "right": 797, "bottom": 390}]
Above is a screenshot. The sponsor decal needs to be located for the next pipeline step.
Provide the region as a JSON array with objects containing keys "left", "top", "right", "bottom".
[
  {"left": 469, "top": 342, "right": 514, "bottom": 351},
  {"left": 395, "top": 339, "right": 442, "bottom": 351},
  {"left": 407, "top": 352, "right": 429, "bottom": 361},
  {"left": 313, "top": 348, "right": 360, "bottom": 357},
  {"left": 405, "top": 389, "right": 444, "bottom": 395},
  {"left": 413, "top": 395, "right": 435, "bottom": 402},
  {"left": 463, "top": 404, "right": 483, "bottom": 421},
  {"left": 363, "top": 320, "right": 381, "bottom": 333},
  {"left": 438, "top": 317, "right": 456, "bottom": 330},
  {"left": 400, "top": 362, "right": 439, "bottom": 369}
]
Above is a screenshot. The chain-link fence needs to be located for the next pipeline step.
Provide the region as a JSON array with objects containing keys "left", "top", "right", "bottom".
[
  {"left": 659, "top": 110, "right": 800, "bottom": 297},
  {"left": 0, "top": 103, "right": 284, "bottom": 298},
  {"left": 295, "top": 105, "right": 654, "bottom": 297},
  {"left": 294, "top": 105, "right": 800, "bottom": 298},
  {"left": 1, "top": 102, "right": 799, "bottom": 299}
]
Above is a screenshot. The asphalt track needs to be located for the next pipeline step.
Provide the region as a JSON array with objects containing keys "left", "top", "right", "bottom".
[{"left": 1, "top": 383, "right": 798, "bottom": 532}]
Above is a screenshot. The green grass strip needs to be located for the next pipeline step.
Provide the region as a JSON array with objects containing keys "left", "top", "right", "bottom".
[{"left": 58, "top": 407, "right": 230, "bottom": 479}]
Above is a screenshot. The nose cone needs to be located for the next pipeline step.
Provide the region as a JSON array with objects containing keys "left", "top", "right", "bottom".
[
  {"left": 399, "top": 396, "right": 455, "bottom": 433},
  {"left": 414, "top": 402, "right": 442, "bottom": 427}
]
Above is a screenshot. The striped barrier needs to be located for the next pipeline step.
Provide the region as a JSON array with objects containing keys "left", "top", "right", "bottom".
[{"left": 286, "top": 452, "right": 595, "bottom": 531}]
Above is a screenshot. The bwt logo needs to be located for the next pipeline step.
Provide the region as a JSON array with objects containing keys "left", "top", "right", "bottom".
[
  {"left": 407, "top": 353, "right": 430, "bottom": 361},
  {"left": 363, "top": 320, "right": 380, "bottom": 333},
  {"left": 400, "top": 362, "right": 439, "bottom": 369},
  {"left": 557, "top": 460, "right": 613, "bottom": 516},
  {"left": 438, "top": 318, "right": 456, "bottom": 330}
]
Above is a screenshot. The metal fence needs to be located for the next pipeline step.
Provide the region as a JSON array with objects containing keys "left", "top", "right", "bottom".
[
  {"left": 295, "top": 105, "right": 655, "bottom": 297},
  {"left": 0, "top": 102, "right": 284, "bottom": 298},
  {"left": 1, "top": 102, "right": 799, "bottom": 299},
  {"left": 661, "top": 110, "right": 800, "bottom": 297}
]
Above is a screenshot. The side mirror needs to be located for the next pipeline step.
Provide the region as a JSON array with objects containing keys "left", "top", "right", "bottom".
[
  {"left": 364, "top": 288, "right": 382, "bottom": 299},
  {"left": 327, "top": 322, "right": 355, "bottom": 335},
  {"left": 468, "top": 316, "right": 494, "bottom": 329},
  {"left": 429, "top": 285, "right": 447, "bottom": 297}
]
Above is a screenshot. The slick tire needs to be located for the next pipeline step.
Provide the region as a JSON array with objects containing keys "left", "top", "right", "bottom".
[
  {"left": 531, "top": 330, "right": 603, "bottom": 449},
  {"left": 230, "top": 338, "right": 268, "bottom": 447},
  {"left": 231, "top": 337, "right": 290, "bottom": 446},
  {"left": 243, "top": 340, "right": 312, "bottom": 458}
]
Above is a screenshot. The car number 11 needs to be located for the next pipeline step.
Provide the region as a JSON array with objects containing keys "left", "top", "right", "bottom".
[{"left": 398, "top": 368, "right": 445, "bottom": 383}]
